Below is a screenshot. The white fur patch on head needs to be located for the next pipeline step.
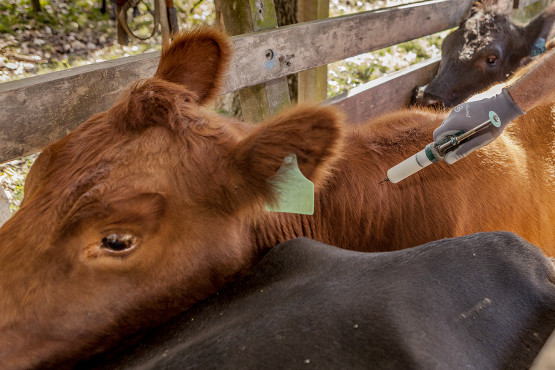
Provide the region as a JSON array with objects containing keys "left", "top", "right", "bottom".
[{"left": 459, "top": 12, "right": 499, "bottom": 61}]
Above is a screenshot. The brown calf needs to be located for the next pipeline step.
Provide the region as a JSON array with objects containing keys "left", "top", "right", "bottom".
[{"left": 0, "top": 27, "right": 553, "bottom": 368}]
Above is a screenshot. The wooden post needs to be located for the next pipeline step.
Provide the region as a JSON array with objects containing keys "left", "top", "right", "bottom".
[
  {"left": 159, "top": 0, "right": 171, "bottom": 45},
  {"left": 166, "top": 0, "right": 179, "bottom": 35},
  {"left": 31, "top": 0, "right": 41, "bottom": 12},
  {"left": 116, "top": 3, "right": 129, "bottom": 46},
  {"left": 218, "top": 0, "right": 291, "bottom": 123},
  {"left": 297, "top": 0, "right": 329, "bottom": 103}
]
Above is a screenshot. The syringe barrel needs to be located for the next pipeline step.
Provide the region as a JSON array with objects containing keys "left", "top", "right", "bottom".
[{"left": 386, "top": 148, "right": 434, "bottom": 183}]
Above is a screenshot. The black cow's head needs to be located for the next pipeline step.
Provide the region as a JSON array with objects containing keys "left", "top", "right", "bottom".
[{"left": 413, "top": 0, "right": 555, "bottom": 108}]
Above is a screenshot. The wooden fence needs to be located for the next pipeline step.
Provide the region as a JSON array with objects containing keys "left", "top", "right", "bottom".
[{"left": 0, "top": 0, "right": 541, "bottom": 165}]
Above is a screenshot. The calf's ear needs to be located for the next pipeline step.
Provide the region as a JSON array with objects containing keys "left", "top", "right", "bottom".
[
  {"left": 154, "top": 26, "right": 232, "bottom": 105},
  {"left": 233, "top": 105, "right": 344, "bottom": 202},
  {"left": 464, "top": 1, "right": 507, "bottom": 21},
  {"left": 458, "top": 1, "right": 481, "bottom": 27}
]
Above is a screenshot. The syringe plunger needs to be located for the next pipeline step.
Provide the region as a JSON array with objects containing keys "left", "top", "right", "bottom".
[{"left": 385, "top": 145, "right": 436, "bottom": 183}]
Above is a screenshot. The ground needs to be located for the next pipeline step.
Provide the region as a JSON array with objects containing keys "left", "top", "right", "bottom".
[{"left": 0, "top": 0, "right": 446, "bottom": 212}]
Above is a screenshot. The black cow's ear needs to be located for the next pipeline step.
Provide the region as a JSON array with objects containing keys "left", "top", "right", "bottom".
[
  {"left": 462, "top": 1, "right": 507, "bottom": 25},
  {"left": 458, "top": 1, "right": 482, "bottom": 25},
  {"left": 469, "top": 1, "right": 484, "bottom": 17},
  {"left": 524, "top": 2, "right": 555, "bottom": 47}
]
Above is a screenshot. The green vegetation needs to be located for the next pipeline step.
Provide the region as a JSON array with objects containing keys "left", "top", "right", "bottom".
[
  {"left": 327, "top": 30, "right": 449, "bottom": 97},
  {"left": 0, "top": 1, "right": 111, "bottom": 35},
  {"left": 0, "top": 155, "right": 37, "bottom": 212}
]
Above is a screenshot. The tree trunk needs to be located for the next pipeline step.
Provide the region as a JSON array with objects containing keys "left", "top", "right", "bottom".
[
  {"left": 275, "top": 0, "right": 297, "bottom": 26},
  {"left": 31, "top": 0, "right": 41, "bottom": 12}
]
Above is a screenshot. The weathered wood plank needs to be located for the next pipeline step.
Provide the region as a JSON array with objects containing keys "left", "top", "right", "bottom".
[
  {"left": 0, "top": 53, "right": 160, "bottom": 163},
  {"left": 325, "top": 57, "right": 441, "bottom": 124},
  {"left": 0, "top": 0, "right": 471, "bottom": 162},
  {"left": 226, "top": 0, "right": 472, "bottom": 90}
]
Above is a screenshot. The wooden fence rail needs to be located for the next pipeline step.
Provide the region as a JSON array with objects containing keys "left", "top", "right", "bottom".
[
  {"left": 326, "top": 57, "right": 441, "bottom": 124},
  {"left": 0, "top": 0, "right": 474, "bottom": 163}
]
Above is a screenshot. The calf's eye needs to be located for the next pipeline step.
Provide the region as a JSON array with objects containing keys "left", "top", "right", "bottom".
[
  {"left": 101, "top": 233, "right": 138, "bottom": 253},
  {"left": 485, "top": 56, "right": 497, "bottom": 66}
]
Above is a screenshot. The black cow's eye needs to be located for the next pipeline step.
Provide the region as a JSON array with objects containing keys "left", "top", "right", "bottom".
[
  {"left": 485, "top": 55, "right": 498, "bottom": 66},
  {"left": 101, "top": 233, "right": 138, "bottom": 253}
]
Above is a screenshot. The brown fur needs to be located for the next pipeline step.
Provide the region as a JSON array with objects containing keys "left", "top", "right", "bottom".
[{"left": 0, "top": 27, "right": 553, "bottom": 368}]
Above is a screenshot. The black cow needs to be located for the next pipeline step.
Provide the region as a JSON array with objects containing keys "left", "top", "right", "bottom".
[
  {"left": 80, "top": 232, "right": 555, "bottom": 369},
  {"left": 413, "top": 0, "right": 555, "bottom": 108}
]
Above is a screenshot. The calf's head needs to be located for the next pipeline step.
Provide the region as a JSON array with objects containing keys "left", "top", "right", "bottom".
[
  {"left": 414, "top": 0, "right": 555, "bottom": 108},
  {"left": 0, "top": 27, "right": 343, "bottom": 368}
]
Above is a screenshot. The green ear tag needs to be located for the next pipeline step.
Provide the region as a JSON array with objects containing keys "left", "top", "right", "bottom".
[{"left": 265, "top": 154, "right": 314, "bottom": 215}]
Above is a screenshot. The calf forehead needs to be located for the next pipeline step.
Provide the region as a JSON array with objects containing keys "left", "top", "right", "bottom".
[
  {"left": 446, "top": 14, "right": 515, "bottom": 60},
  {"left": 65, "top": 126, "right": 173, "bottom": 176},
  {"left": 26, "top": 124, "right": 178, "bottom": 219}
]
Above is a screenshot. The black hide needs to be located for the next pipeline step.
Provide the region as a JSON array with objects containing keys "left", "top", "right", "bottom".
[{"left": 81, "top": 232, "right": 555, "bottom": 370}]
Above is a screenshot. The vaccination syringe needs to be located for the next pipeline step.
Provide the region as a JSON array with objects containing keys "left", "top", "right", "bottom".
[{"left": 382, "top": 111, "right": 501, "bottom": 184}]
